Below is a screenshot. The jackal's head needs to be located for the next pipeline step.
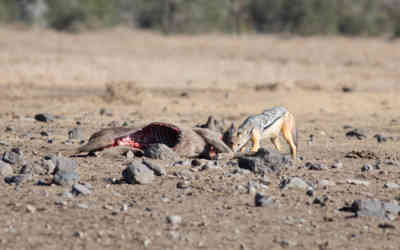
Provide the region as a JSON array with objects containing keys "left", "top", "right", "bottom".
[{"left": 231, "top": 125, "right": 252, "bottom": 152}]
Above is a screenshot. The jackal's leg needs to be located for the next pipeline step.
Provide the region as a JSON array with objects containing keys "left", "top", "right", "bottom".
[
  {"left": 250, "top": 129, "right": 261, "bottom": 152},
  {"left": 281, "top": 113, "right": 297, "bottom": 159},
  {"left": 270, "top": 137, "right": 282, "bottom": 151}
]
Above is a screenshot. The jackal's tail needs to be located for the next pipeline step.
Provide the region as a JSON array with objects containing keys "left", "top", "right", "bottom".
[{"left": 281, "top": 112, "right": 297, "bottom": 159}]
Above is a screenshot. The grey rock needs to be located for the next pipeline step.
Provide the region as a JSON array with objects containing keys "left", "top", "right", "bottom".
[
  {"left": 123, "top": 161, "right": 154, "bottom": 184},
  {"left": 331, "top": 161, "right": 343, "bottom": 169},
  {"left": 72, "top": 183, "right": 91, "bottom": 196},
  {"left": 345, "top": 129, "right": 366, "bottom": 140},
  {"left": 41, "top": 159, "right": 56, "bottom": 174},
  {"left": 247, "top": 181, "right": 257, "bottom": 194},
  {"left": 68, "top": 127, "right": 83, "bottom": 140},
  {"left": 361, "top": 164, "right": 374, "bottom": 172},
  {"left": 280, "top": 177, "right": 312, "bottom": 190},
  {"left": 0, "top": 161, "right": 13, "bottom": 176},
  {"left": 142, "top": 159, "right": 166, "bottom": 176},
  {"left": 61, "top": 191, "right": 74, "bottom": 198},
  {"left": 384, "top": 182, "right": 400, "bottom": 189},
  {"left": 34, "top": 113, "right": 54, "bottom": 122},
  {"left": 4, "top": 173, "right": 32, "bottom": 185},
  {"left": 53, "top": 170, "right": 80, "bottom": 186},
  {"left": 305, "top": 162, "right": 327, "bottom": 171},
  {"left": 3, "top": 149, "right": 24, "bottom": 165},
  {"left": 347, "top": 179, "right": 370, "bottom": 186},
  {"left": 143, "top": 143, "right": 178, "bottom": 161},
  {"left": 319, "top": 179, "right": 335, "bottom": 187},
  {"left": 200, "top": 160, "right": 220, "bottom": 171},
  {"left": 50, "top": 156, "right": 78, "bottom": 173},
  {"left": 26, "top": 204, "right": 36, "bottom": 213},
  {"left": 176, "top": 180, "right": 191, "bottom": 189},
  {"left": 348, "top": 199, "right": 400, "bottom": 220},
  {"left": 374, "top": 134, "right": 388, "bottom": 143},
  {"left": 76, "top": 203, "right": 89, "bottom": 209},
  {"left": 167, "top": 215, "right": 183, "bottom": 225},
  {"left": 238, "top": 148, "right": 291, "bottom": 174},
  {"left": 255, "top": 192, "right": 274, "bottom": 207}
]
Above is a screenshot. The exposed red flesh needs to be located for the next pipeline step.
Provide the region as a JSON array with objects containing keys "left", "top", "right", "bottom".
[{"left": 112, "top": 136, "right": 141, "bottom": 149}]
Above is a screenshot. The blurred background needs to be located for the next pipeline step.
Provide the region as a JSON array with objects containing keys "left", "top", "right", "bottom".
[{"left": 1, "top": 0, "right": 400, "bottom": 37}]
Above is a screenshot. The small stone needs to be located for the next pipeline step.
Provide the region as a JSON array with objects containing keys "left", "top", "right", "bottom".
[
  {"left": 166, "top": 215, "right": 182, "bottom": 225},
  {"left": 345, "top": 129, "right": 366, "bottom": 140},
  {"left": 374, "top": 134, "right": 388, "bottom": 143},
  {"left": 347, "top": 179, "right": 370, "bottom": 186},
  {"left": 61, "top": 191, "right": 74, "bottom": 198},
  {"left": 331, "top": 161, "right": 343, "bottom": 169},
  {"left": 176, "top": 181, "right": 191, "bottom": 189},
  {"left": 55, "top": 200, "right": 68, "bottom": 206},
  {"left": 191, "top": 159, "right": 202, "bottom": 167},
  {"left": 319, "top": 179, "right": 335, "bottom": 187},
  {"left": 123, "top": 161, "right": 154, "bottom": 184},
  {"left": 68, "top": 127, "right": 83, "bottom": 140},
  {"left": 50, "top": 156, "right": 78, "bottom": 173},
  {"left": 247, "top": 181, "right": 257, "bottom": 194},
  {"left": 76, "top": 203, "right": 89, "bottom": 209},
  {"left": 361, "top": 164, "right": 373, "bottom": 172},
  {"left": 124, "top": 150, "right": 135, "bottom": 159},
  {"left": 3, "top": 149, "right": 24, "bottom": 165},
  {"left": 34, "top": 113, "right": 54, "bottom": 122},
  {"left": 121, "top": 204, "right": 129, "bottom": 212},
  {"left": 201, "top": 161, "right": 219, "bottom": 171},
  {"left": 26, "top": 204, "right": 36, "bottom": 213},
  {"left": 378, "top": 223, "right": 395, "bottom": 229},
  {"left": 142, "top": 159, "right": 166, "bottom": 176},
  {"left": 280, "top": 177, "right": 312, "bottom": 190},
  {"left": 384, "top": 182, "right": 400, "bottom": 189},
  {"left": 72, "top": 183, "right": 91, "bottom": 196},
  {"left": 53, "top": 170, "right": 80, "bottom": 186},
  {"left": 255, "top": 192, "right": 274, "bottom": 207},
  {"left": 305, "top": 162, "right": 327, "bottom": 171},
  {"left": 0, "top": 161, "right": 13, "bottom": 176},
  {"left": 143, "top": 143, "right": 178, "bottom": 161}
]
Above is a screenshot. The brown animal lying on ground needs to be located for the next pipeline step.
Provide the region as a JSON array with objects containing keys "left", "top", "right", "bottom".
[{"left": 72, "top": 122, "right": 232, "bottom": 158}]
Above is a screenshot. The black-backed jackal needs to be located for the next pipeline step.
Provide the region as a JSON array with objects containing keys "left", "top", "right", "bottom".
[{"left": 231, "top": 107, "right": 297, "bottom": 159}]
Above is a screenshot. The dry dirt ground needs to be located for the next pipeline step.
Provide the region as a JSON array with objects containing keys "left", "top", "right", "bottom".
[{"left": 1, "top": 26, "right": 400, "bottom": 250}]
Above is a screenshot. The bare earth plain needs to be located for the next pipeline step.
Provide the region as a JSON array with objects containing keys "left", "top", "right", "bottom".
[{"left": 0, "top": 26, "right": 400, "bottom": 250}]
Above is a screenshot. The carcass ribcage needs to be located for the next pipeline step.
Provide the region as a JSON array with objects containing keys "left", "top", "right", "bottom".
[{"left": 132, "top": 122, "right": 182, "bottom": 148}]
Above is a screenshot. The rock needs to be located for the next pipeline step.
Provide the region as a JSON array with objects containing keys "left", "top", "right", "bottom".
[
  {"left": 123, "top": 150, "right": 135, "bottom": 159},
  {"left": 176, "top": 181, "right": 191, "bottom": 189},
  {"left": 4, "top": 173, "right": 32, "bottom": 185},
  {"left": 191, "top": 159, "right": 202, "bottom": 167},
  {"left": 61, "top": 191, "right": 74, "bottom": 198},
  {"left": 72, "top": 183, "right": 91, "bottom": 196},
  {"left": 53, "top": 170, "right": 80, "bottom": 186},
  {"left": 238, "top": 148, "right": 291, "bottom": 174},
  {"left": 142, "top": 159, "right": 166, "bottom": 176},
  {"left": 384, "top": 182, "right": 400, "bottom": 189},
  {"left": 34, "top": 113, "right": 54, "bottom": 122},
  {"left": 201, "top": 160, "right": 220, "bottom": 171},
  {"left": 166, "top": 215, "right": 182, "bottom": 225},
  {"left": 26, "top": 205, "right": 36, "bottom": 213},
  {"left": 378, "top": 223, "right": 395, "bottom": 229},
  {"left": 331, "top": 161, "right": 343, "bottom": 169},
  {"left": 361, "top": 164, "right": 374, "bottom": 172},
  {"left": 68, "top": 127, "right": 83, "bottom": 140},
  {"left": 50, "top": 156, "right": 78, "bottom": 173},
  {"left": 3, "top": 148, "right": 24, "bottom": 165},
  {"left": 319, "top": 179, "right": 335, "bottom": 187},
  {"left": 347, "top": 179, "right": 370, "bottom": 186},
  {"left": 280, "top": 177, "right": 312, "bottom": 190},
  {"left": 41, "top": 159, "right": 56, "bottom": 174},
  {"left": 143, "top": 143, "right": 178, "bottom": 161},
  {"left": 344, "top": 199, "right": 400, "bottom": 220},
  {"left": 345, "top": 129, "right": 366, "bottom": 140},
  {"left": 313, "top": 196, "right": 329, "bottom": 207},
  {"left": 374, "top": 134, "right": 389, "bottom": 143},
  {"left": 305, "top": 162, "right": 327, "bottom": 171},
  {"left": 255, "top": 192, "right": 274, "bottom": 207},
  {"left": 247, "top": 181, "right": 257, "bottom": 194},
  {"left": 0, "top": 161, "right": 13, "bottom": 176},
  {"left": 123, "top": 161, "right": 154, "bottom": 184}
]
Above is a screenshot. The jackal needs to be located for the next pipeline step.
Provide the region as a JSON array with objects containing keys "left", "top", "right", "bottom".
[{"left": 231, "top": 107, "right": 297, "bottom": 159}]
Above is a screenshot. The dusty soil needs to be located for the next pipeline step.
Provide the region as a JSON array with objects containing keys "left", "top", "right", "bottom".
[{"left": 1, "top": 27, "right": 400, "bottom": 250}]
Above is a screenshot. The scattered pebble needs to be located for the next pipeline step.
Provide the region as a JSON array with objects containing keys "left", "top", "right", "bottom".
[
  {"left": 347, "top": 179, "right": 370, "bottom": 186},
  {"left": 361, "top": 164, "right": 374, "bottom": 172},
  {"left": 53, "top": 170, "right": 80, "bottom": 186},
  {"left": 280, "top": 177, "right": 312, "bottom": 190},
  {"left": 123, "top": 161, "right": 154, "bottom": 184},
  {"left": 26, "top": 204, "right": 36, "bottom": 213},
  {"left": 384, "top": 182, "right": 400, "bottom": 189},
  {"left": 72, "top": 183, "right": 92, "bottom": 196},
  {"left": 166, "top": 215, "right": 183, "bottom": 225},
  {"left": 142, "top": 159, "right": 166, "bottom": 176},
  {"left": 143, "top": 143, "right": 178, "bottom": 161},
  {"left": 34, "top": 113, "right": 54, "bottom": 122},
  {"left": 319, "top": 179, "right": 335, "bottom": 187},
  {"left": 345, "top": 129, "right": 366, "bottom": 140},
  {"left": 331, "top": 161, "right": 343, "bottom": 169},
  {"left": 0, "top": 161, "right": 13, "bottom": 176},
  {"left": 305, "top": 162, "right": 327, "bottom": 171},
  {"left": 68, "top": 127, "right": 83, "bottom": 140},
  {"left": 255, "top": 192, "right": 275, "bottom": 207}
]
